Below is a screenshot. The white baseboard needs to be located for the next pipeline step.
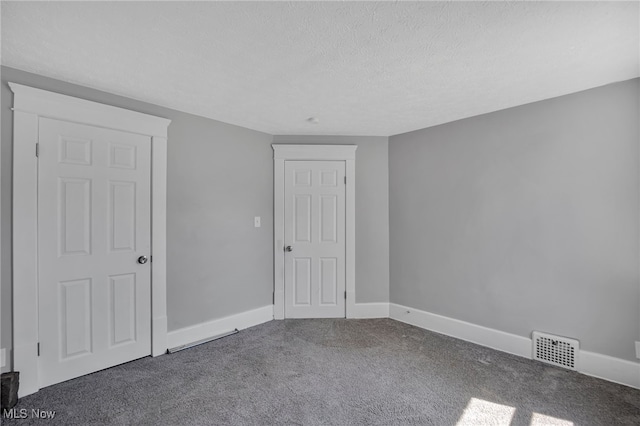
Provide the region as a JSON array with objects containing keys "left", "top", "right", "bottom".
[
  {"left": 167, "top": 305, "right": 273, "bottom": 350},
  {"left": 580, "top": 350, "right": 640, "bottom": 389},
  {"left": 389, "top": 303, "right": 640, "bottom": 389},
  {"left": 350, "top": 303, "right": 390, "bottom": 319},
  {"left": 389, "top": 303, "right": 531, "bottom": 358}
]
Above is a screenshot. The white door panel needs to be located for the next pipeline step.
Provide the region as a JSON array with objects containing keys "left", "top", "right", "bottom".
[
  {"left": 38, "top": 118, "right": 151, "bottom": 387},
  {"left": 284, "top": 161, "right": 345, "bottom": 318}
]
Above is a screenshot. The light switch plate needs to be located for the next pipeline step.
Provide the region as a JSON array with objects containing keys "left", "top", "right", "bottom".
[{"left": 254, "top": 216, "right": 261, "bottom": 228}]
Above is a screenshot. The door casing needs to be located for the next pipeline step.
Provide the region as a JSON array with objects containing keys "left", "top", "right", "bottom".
[
  {"left": 272, "top": 144, "right": 357, "bottom": 320},
  {"left": 10, "top": 83, "right": 171, "bottom": 397}
]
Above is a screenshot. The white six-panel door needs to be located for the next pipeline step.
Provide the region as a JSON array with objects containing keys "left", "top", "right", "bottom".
[
  {"left": 37, "top": 118, "right": 152, "bottom": 387},
  {"left": 284, "top": 161, "right": 346, "bottom": 318}
]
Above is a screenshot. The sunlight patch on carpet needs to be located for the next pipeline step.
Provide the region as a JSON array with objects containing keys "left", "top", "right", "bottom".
[
  {"left": 456, "top": 397, "right": 515, "bottom": 425},
  {"left": 530, "top": 412, "right": 574, "bottom": 425}
]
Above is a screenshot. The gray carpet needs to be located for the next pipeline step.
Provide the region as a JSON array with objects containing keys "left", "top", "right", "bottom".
[{"left": 3, "top": 319, "right": 639, "bottom": 425}]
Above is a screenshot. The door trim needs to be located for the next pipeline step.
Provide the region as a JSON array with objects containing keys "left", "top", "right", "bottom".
[
  {"left": 272, "top": 144, "right": 357, "bottom": 319},
  {"left": 10, "top": 83, "right": 171, "bottom": 396}
]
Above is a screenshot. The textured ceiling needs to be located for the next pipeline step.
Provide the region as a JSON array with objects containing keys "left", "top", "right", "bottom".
[{"left": 2, "top": 1, "right": 638, "bottom": 136}]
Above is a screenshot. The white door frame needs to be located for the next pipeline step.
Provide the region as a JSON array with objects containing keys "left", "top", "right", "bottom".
[
  {"left": 10, "top": 83, "right": 171, "bottom": 397},
  {"left": 272, "top": 144, "right": 357, "bottom": 319}
]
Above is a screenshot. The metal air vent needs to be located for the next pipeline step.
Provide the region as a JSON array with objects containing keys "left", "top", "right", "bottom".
[{"left": 532, "top": 331, "right": 579, "bottom": 370}]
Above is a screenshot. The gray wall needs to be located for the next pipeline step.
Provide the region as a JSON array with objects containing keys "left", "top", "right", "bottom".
[
  {"left": 389, "top": 79, "right": 640, "bottom": 361},
  {"left": 1, "top": 66, "right": 274, "bottom": 371},
  {"left": 273, "top": 135, "right": 390, "bottom": 304}
]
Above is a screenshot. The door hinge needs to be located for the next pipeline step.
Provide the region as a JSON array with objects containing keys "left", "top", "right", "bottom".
[
  {"left": 35, "top": 143, "right": 39, "bottom": 157},
  {"left": 37, "top": 342, "right": 40, "bottom": 356},
  {"left": 344, "top": 176, "right": 347, "bottom": 184},
  {"left": 344, "top": 291, "right": 347, "bottom": 300},
  {"left": 272, "top": 292, "right": 275, "bottom": 304}
]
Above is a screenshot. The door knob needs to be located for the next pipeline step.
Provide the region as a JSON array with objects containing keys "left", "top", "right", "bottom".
[
  {"left": 285, "top": 246, "right": 293, "bottom": 252},
  {"left": 137, "top": 255, "right": 149, "bottom": 264}
]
